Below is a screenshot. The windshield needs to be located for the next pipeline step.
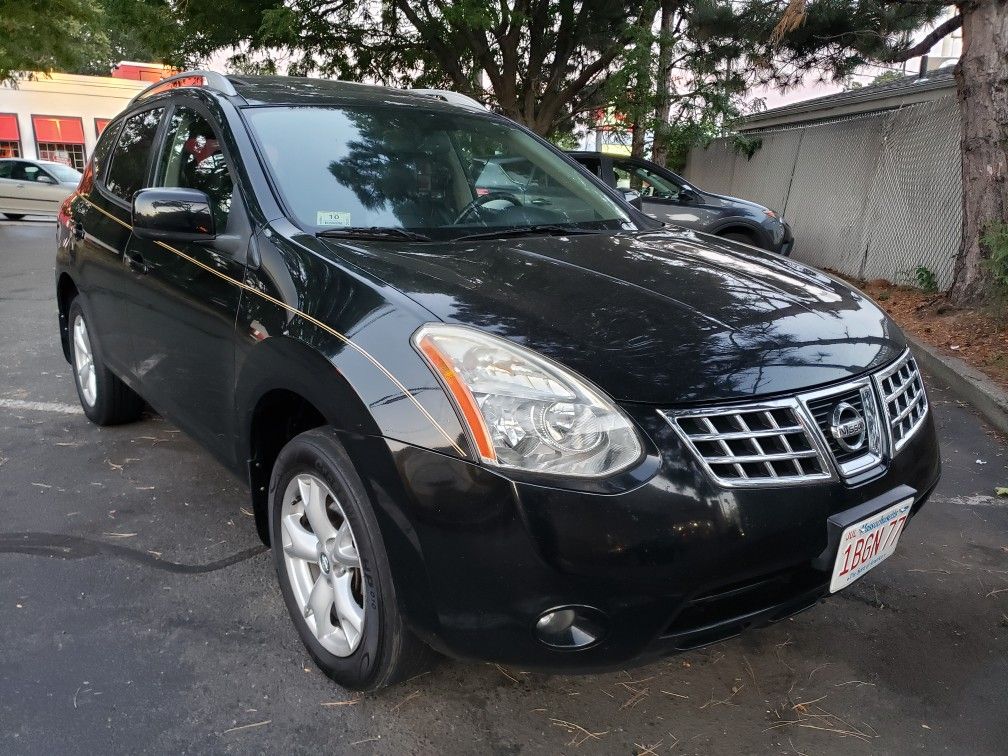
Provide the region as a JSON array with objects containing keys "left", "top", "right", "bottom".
[
  {"left": 244, "top": 105, "right": 638, "bottom": 240},
  {"left": 46, "top": 163, "right": 83, "bottom": 183}
]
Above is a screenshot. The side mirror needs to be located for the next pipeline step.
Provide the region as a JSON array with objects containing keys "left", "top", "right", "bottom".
[
  {"left": 677, "top": 189, "right": 699, "bottom": 204},
  {"left": 36, "top": 174, "right": 57, "bottom": 185},
  {"left": 132, "top": 187, "right": 215, "bottom": 242},
  {"left": 620, "top": 188, "right": 643, "bottom": 210}
]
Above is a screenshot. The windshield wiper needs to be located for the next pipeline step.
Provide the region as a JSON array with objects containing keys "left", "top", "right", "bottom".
[
  {"left": 316, "top": 227, "right": 432, "bottom": 242},
  {"left": 452, "top": 225, "right": 603, "bottom": 243}
]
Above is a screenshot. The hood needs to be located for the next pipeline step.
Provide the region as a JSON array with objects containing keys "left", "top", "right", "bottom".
[
  {"left": 697, "top": 190, "right": 771, "bottom": 216},
  {"left": 318, "top": 228, "right": 905, "bottom": 405}
]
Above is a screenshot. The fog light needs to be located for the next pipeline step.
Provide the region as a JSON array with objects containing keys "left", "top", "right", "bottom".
[{"left": 534, "top": 606, "right": 607, "bottom": 649}]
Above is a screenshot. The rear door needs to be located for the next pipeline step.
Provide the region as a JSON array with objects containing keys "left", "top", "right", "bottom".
[
  {"left": 121, "top": 102, "right": 247, "bottom": 459},
  {"left": 67, "top": 108, "right": 164, "bottom": 378}
]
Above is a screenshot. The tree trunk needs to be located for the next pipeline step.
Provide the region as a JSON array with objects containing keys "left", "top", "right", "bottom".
[
  {"left": 650, "top": 0, "right": 676, "bottom": 166},
  {"left": 631, "top": 110, "right": 646, "bottom": 158},
  {"left": 949, "top": 0, "right": 1008, "bottom": 304}
]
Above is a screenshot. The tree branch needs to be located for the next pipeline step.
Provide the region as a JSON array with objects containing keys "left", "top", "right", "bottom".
[{"left": 885, "top": 13, "right": 962, "bottom": 62}]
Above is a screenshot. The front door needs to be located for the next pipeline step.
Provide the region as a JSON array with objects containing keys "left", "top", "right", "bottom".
[
  {"left": 611, "top": 158, "right": 706, "bottom": 228},
  {"left": 123, "top": 103, "right": 246, "bottom": 461},
  {"left": 22, "top": 163, "right": 71, "bottom": 213}
]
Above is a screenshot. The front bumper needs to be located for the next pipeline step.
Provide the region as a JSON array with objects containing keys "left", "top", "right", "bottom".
[
  {"left": 776, "top": 220, "right": 794, "bottom": 256},
  {"left": 347, "top": 398, "right": 939, "bottom": 672}
]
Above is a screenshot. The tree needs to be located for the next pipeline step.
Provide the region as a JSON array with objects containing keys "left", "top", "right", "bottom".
[
  {"left": 217, "top": 0, "right": 661, "bottom": 137},
  {"left": 0, "top": 0, "right": 108, "bottom": 83},
  {"left": 767, "top": 1, "right": 1005, "bottom": 306}
]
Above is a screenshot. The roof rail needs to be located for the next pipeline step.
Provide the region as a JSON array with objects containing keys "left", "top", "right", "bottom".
[
  {"left": 411, "top": 89, "right": 485, "bottom": 110},
  {"left": 130, "top": 70, "right": 238, "bottom": 105}
]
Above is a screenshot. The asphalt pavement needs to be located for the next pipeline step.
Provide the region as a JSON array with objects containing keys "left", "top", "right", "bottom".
[{"left": 2, "top": 218, "right": 1007, "bottom": 754}]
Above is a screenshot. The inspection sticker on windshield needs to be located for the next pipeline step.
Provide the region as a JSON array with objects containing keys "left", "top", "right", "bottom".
[
  {"left": 317, "top": 211, "right": 351, "bottom": 226},
  {"left": 830, "top": 498, "right": 913, "bottom": 593}
]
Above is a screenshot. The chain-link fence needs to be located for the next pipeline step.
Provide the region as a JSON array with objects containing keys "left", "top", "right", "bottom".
[{"left": 683, "top": 96, "right": 962, "bottom": 290}]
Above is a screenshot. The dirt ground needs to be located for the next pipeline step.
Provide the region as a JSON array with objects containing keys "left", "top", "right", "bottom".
[{"left": 852, "top": 277, "right": 1008, "bottom": 390}]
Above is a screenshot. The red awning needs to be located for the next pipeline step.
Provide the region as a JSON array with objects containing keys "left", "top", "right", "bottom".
[
  {"left": 32, "top": 115, "right": 85, "bottom": 144},
  {"left": 95, "top": 118, "right": 110, "bottom": 136},
  {"left": 0, "top": 114, "right": 19, "bottom": 141}
]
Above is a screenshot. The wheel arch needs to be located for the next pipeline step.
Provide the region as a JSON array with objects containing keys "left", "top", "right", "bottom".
[
  {"left": 710, "top": 219, "right": 770, "bottom": 248},
  {"left": 237, "top": 336, "right": 385, "bottom": 544}
]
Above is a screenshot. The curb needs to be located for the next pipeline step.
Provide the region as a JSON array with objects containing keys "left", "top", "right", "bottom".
[{"left": 906, "top": 335, "right": 1008, "bottom": 436}]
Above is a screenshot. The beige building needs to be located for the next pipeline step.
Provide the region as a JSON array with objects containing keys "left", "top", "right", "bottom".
[{"left": 0, "top": 64, "right": 172, "bottom": 171}]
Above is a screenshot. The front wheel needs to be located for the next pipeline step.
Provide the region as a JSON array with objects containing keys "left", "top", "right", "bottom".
[
  {"left": 269, "top": 428, "right": 431, "bottom": 691},
  {"left": 67, "top": 298, "right": 144, "bottom": 425}
]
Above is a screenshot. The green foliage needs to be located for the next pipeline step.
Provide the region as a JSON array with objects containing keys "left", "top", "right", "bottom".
[
  {"left": 981, "top": 221, "right": 1008, "bottom": 299},
  {"left": 0, "top": 0, "right": 107, "bottom": 82},
  {"left": 732, "top": 133, "right": 763, "bottom": 160},
  {"left": 913, "top": 265, "right": 938, "bottom": 293}
]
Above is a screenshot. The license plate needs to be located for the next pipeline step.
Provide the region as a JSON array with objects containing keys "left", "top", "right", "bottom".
[{"left": 830, "top": 498, "right": 913, "bottom": 593}]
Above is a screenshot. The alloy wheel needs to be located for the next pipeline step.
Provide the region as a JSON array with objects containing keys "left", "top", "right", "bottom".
[
  {"left": 279, "top": 473, "right": 366, "bottom": 657},
  {"left": 72, "top": 313, "right": 97, "bottom": 407}
]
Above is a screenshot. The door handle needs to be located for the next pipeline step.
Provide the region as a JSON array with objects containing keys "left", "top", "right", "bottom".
[
  {"left": 124, "top": 250, "right": 149, "bottom": 275},
  {"left": 530, "top": 198, "right": 551, "bottom": 205}
]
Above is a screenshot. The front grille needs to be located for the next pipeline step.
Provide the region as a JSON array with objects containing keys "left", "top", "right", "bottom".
[
  {"left": 664, "top": 349, "right": 927, "bottom": 488},
  {"left": 876, "top": 352, "right": 928, "bottom": 450},
  {"left": 806, "top": 388, "right": 866, "bottom": 465},
  {"left": 669, "top": 404, "right": 830, "bottom": 486}
]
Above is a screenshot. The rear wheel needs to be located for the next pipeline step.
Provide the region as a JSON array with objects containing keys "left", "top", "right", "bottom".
[
  {"left": 67, "top": 298, "right": 144, "bottom": 425},
  {"left": 269, "top": 428, "right": 431, "bottom": 691},
  {"left": 3, "top": 213, "right": 25, "bottom": 220}
]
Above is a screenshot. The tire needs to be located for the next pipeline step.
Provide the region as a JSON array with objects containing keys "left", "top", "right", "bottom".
[
  {"left": 269, "top": 428, "right": 431, "bottom": 691},
  {"left": 67, "top": 298, "right": 145, "bottom": 425},
  {"left": 3, "top": 213, "right": 25, "bottom": 220}
]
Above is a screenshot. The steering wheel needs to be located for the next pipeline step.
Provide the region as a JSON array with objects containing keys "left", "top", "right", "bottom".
[{"left": 453, "top": 191, "right": 522, "bottom": 225}]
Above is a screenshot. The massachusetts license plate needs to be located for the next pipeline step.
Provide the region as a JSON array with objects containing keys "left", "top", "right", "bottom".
[{"left": 830, "top": 498, "right": 913, "bottom": 593}]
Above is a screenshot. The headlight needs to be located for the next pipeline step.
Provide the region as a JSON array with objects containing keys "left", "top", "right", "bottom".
[{"left": 414, "top": 324, "right": 643, "bottom": 477}]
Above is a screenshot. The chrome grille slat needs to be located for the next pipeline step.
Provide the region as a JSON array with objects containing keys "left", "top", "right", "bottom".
[
  {"left": 687, "top": 427, "right": 805, "bottom": 441},
  {"left": 705, "top": 451, "right": 820, "bottom": 464},
  {"left": 875, "top": 352, "right": 928, "bottom": 451}
]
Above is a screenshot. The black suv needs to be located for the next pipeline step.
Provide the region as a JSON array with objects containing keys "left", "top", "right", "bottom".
[
  {"left": 568, "top": 150, "right": 794, "bottom": 254},
  {"left": 56, "top": 72, "right": 940, "bottom": 691}
]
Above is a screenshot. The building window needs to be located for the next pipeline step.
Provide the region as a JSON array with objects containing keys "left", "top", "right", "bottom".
[
  {"left": 31, "top": 115, "right": 86, "bottom": 171},
  {"left": 0, "top": 113, "right": 20, "bottom": 157}
]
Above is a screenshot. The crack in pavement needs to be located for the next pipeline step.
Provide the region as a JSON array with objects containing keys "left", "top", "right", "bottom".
[{"left": 0, "top": 532, "right": 268, "bottom": 573}]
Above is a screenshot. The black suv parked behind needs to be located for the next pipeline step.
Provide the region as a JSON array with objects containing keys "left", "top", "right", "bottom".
[
  {"left": 56, "top": 72, "right": 939, "bottom": 691},
  {"left": 568, "top": 150, "right": 794, "bottom": 254}
]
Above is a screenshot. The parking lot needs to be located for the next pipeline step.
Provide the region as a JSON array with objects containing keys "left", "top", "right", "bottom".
[{"left": 1, "top": 218, "right": 1007, "bottom": 754}]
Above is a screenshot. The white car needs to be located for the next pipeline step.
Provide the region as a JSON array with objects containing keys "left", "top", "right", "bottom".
[{"left": 0, "top": 158, "right": 82, "bottom": 219}]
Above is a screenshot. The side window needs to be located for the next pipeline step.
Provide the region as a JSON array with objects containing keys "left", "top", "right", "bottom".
[
  {"left": 105, "top": 108, "right": 163, "bottom": 201},
  {"left": 24, "top": 164, "right": 54, "bottom": 183},
  {"left": 156, "top": 107, "right": 233, "bottom": 231},
  {"left": 576, "top": 157, "right": 601, "bottom": 177},
  {"left": 90, "top": 120, "right": 121, "bottom": 186},
  {"left": 0, "top": 161, "right": 15, "bottom": 179},
  {"left": 612, "top": 160, "right": 681, "bottom": 199}
]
